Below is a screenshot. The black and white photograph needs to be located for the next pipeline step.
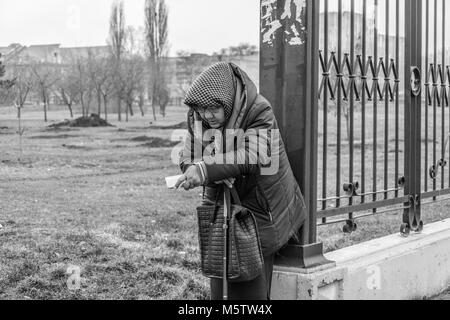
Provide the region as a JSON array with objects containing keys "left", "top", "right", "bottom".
[{"left": 1, "top": 0, "right": 450, "bottom": 303}]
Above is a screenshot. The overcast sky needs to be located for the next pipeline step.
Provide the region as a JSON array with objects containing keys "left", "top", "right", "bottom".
[{"left": 0, "top": 0, "right": 260, "bottom": 56}]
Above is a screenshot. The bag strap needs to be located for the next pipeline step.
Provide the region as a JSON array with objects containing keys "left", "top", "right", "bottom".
[
  {"left": 206, "top": 186, "right": 223, "bottom": 274},
  {"left": 224, "top": 187, "right": 231, "bottom": 217},
  {"left": 209, "top": 186, "right": 223, "bottom": 224},
  {"left": 209, "top": 185, "right": 241, "bottom": 224},
  {"left": 229, "top": 186, "right": 241, "bottom": 206}
]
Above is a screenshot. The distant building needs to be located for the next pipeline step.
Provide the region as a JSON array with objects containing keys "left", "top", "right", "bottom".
[
  {"left": 0, "top": 43, "right": 27, "bottom": 63},
  {"left": 1, "top": 43, "right": 109, "bottom": 65},
  {"left": 59, "top": 46, "right": 110, "bottom": 64},
  {"left": 1, "top": 42, "right": 260, "bottom": 107}
]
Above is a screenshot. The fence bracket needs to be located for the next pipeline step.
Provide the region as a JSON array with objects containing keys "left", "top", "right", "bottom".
[
  {"left": 401, "top": 195, "right": 423, "bottom": 237},
  {"left": 275, "top": 242, "right": 335, "bottom": 269},
  {"left": 343, "top": 219, "right": 357, "bottom": 233}
]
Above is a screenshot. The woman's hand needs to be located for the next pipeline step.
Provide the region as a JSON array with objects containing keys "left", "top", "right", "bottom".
[
  {"left": 214, "top": 178, "right": 235, "bottom": 188},
  {"left": 175, "top": 165, "right": 203, "bottom": 191}
]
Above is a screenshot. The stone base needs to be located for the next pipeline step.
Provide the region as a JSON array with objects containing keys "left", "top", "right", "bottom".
[{"left": 271, "top": 219, "right": 450, "bottom": 300}]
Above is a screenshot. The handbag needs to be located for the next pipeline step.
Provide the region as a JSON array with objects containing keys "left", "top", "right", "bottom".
[{"left": 196, "top": 185, "right": 264, "bottom": 282}]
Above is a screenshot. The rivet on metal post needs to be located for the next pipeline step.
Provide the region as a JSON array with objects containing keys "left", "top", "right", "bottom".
[
  {"left": 343, "top": 181, "right": 359, "bottom": 196},
  {"left": 410, "top": 66, "right": 421, "bottom": 96}
]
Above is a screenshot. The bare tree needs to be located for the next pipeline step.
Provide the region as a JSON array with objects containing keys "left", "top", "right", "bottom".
[
  {"left": 138, "top": 91, "right": 145, "bottom": 116},
  {"left": 9, "top": 65, "right": 33, "bottom": 110},
  {"left": 54, "top": 65, "right": 80, "bottom": 118},
  {"left": 118, "top": 55, "right": 145, "bottom": 121},
  {"left": 99, "top": 60, "right": 115, "bottom": 122},
  {"left": 0, "top": 54, "right": 16, "bottom": 103},
  {"left": 158, "top": 82, "right": 169, "bottom": 117},
  {"left": 86, "top": 52, "right": 115, "bottom": 119},
  {"left": 123, "top": 27, "right": 149, "bottom": 117},
  {"left": 30, "top": 62, "right": 58, "bottom": 122},
  {"left": 72, "top": 57, "right": 95, "bottom": 117},
  {"left": 108, "top": 0, "right": 127, "bottom": 121},
  {"left": 0, "top": 55, "right": 4, "bottom": 79},
  {"left": 8, "top": 65, "right": 33, "bottom": 161},
  {"left": 144, "top": 0, "right": 169, "bottom": 120}
]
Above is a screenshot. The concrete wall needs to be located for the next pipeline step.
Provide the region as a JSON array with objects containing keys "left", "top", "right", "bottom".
[{"left": 271, "top": 218, "right": 450, "bottom": 300}]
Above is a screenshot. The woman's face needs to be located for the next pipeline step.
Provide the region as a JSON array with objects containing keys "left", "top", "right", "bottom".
[{"left": 196, "top": 105, "right": 226, "bottom": 129}]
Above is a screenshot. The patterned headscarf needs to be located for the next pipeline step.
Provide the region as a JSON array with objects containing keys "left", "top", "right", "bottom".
[{"left": 183, "top": 62, "right": 236, "bottom": 126}]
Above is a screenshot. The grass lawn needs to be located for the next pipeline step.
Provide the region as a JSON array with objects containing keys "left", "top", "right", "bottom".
[{"left": 0, "top": 104, "right": 449, "bottom": 300}]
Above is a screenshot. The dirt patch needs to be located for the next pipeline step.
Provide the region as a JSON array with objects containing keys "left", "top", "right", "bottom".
[
  {"left": 121, "top": 122, "right": 188, "bottom": 132},
  {"left": 29, "top": 134, "right": 79, "bottom": 140},
  {"left": 62, "top": 144, "right": 94, "bottom": 151},
  {"left": 45, "top": 126, "right": 78, "bottom": 132},
  {"left": 0, "top": 126, "right": 14, "bottom": 134},
  {"left": 1, "top": 159, "right": 33, "bottom": 167},
  {"left": 140, "top": 139, "right": 179, "bottom": 148},
  {"left": 127, "top": 136, "right": 179, "bottom": 148},
  {"left": 151, "top": 122, "right": 187, "bottom": 130},
  {"left": 130, "top": 136, "right": 155, "bottom": 142},
  {"left": 49, "top": 114, "right": 113, "bottom": 128}
]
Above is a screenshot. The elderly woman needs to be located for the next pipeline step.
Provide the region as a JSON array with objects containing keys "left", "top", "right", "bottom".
[{"left": 176, "top": 62, "right": 306, "bottom": 300}]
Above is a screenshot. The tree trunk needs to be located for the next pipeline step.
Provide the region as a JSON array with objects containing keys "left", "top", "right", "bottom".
[
  {"left": 139, "top": 95, "right": 145, "bottom": 116},
  {"left": 68, "top": 104, "right": 74, "bottom": 118},
  {"left": 80, "top": 94, "right": 85, "bottom": 117},
  {"left": 42, "top": 89, "right": 48, "bottom": 122},
  {"left": 125, "top": 101, "right": 129, "bottom": 122},
  {"left": 118, "top": 96, "right": 122, "bottom": 121},
  {"left": 18, "top": 106, "right": 23, "bottom": 162},
  {"left": 86, "top": 90, "right": 92, "bottom": 116},
  {"left": 103, "top": 95, "right": 108, "bottom": 122},
  {"left": 128, "top": 100, "right": 134, "bottom": 116},
  {"left": 152, "top": 102, "right": 157, "bottom": 121},
  {"left": 97, "top": 91, "right": 102, "bottom": 116},
  {"left": 152, "top": 82, "right": 157, "bottom": 121},
  {"left": 43, "top": 100, "right": 48, "bottom": 122}
]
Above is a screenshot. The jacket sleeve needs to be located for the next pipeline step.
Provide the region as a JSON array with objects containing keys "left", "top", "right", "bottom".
[
  {"left": 204, "top": 104, "right": 277, "bottom": 182},
  {"left": 179, "top": 131, "right": 194, "bottom": 174},
  {"left": 179, "top": 111, "right": 202, "bottom": 174}
]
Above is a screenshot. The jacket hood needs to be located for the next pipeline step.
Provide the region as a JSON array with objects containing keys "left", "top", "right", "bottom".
[
  {"left": 187, "top": 62, "right": 259, "bottom": 132},
  {"left": 227, "top": 62, "right": 259, "bottom": 130}
]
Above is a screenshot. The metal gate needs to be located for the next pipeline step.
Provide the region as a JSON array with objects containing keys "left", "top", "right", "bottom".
[{"left": 316, "top": 0, "right": 450, "bottom": 235}]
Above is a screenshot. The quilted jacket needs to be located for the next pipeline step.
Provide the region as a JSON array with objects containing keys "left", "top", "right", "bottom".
[{"left": 179, "top": 63, "right": 307, "bottom": 256}]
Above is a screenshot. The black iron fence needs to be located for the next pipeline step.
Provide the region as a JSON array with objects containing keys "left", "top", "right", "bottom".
[
  {"left": 316, "top": 0, "right": 450, "bottom": 235},
  {"left": 260, "top": 0, "right": 450, "bottom": 266}
]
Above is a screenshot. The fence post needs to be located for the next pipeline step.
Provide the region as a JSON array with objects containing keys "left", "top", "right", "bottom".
[
  {"left": 260, "top": 0, "right": 333, "bottom": 268},
  {"left": 402, "top": 0, "right": 423, "bottom": 235}
]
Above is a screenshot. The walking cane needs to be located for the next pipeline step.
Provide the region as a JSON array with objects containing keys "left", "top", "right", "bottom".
[{"left": 222, "top": 186, "right": 229, "bottom": 300}]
